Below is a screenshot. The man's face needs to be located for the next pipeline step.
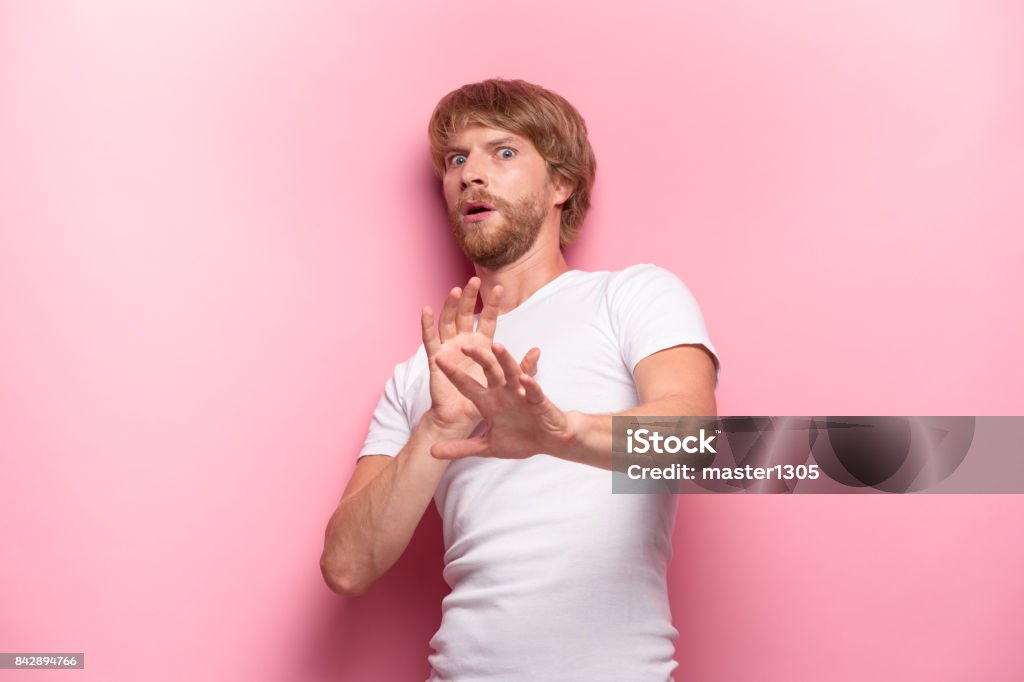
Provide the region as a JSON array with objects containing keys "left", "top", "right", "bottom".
[{"left": 442, "top": 124, "right": 566, "bottom": 269}]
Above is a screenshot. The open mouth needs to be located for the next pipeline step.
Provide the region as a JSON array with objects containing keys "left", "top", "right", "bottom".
[{"left": 463, "top": 200, "right": 496, "bottom": 222}]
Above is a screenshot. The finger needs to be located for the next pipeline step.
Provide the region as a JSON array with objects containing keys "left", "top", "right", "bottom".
[
  {"left": 431, "top": 436, "right": 490, "bottom": 460},
  {"left": 520, "top": 347, "right": 541, "bottom": 377},
  {"left": 421, "top": 306, "right": 441, "bottom": 359},
  {"left": 476, "top": 284, "right": 503, "bottom": 339},
  {"left": 492, "top": 343, "right": 523, "bottom": 384},
  {"left": 439, "top": 287, "right": 460, "bottom": 341},
  {"left": 436, "top": 353, "right": 487, "bottom": 399},
  {"left": 518, "top": 374, "right": 546, "bottom": 405},
  {"left": 456, "top": 277, "right": 481, "bottom": 334},
  {"left": 462, "top": 344, "right": 506, "bottom": 388}
]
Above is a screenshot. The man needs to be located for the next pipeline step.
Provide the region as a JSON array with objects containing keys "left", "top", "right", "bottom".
[{"left": 321, "top": 78, "right": 720, "bottom": 681}]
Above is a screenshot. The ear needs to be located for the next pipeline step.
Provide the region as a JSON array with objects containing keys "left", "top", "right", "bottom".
[{"left": 551, "top": 173, "right": 575, "bottom": 208}]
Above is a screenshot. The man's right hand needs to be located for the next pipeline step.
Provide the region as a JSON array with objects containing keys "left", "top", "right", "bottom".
[{"left": 420, "top": 277, "right": 539, "bottom": 437}]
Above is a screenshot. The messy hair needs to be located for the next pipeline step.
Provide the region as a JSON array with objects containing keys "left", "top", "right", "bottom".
[{"left": 428, "top": 79, "right": 597, "bottom": 248}]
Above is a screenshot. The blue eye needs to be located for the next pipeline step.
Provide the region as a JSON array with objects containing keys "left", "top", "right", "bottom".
[
  {"left": 498, "top": 148, "right": 516, "bottom": 159},
  {"left": 449, "top": 154, "right": 467, "bottom": 167}
]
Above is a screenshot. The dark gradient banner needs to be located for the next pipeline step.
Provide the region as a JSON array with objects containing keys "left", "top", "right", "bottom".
[{"left": 610, "top": 416, "right": 1024, "bottom": 494}]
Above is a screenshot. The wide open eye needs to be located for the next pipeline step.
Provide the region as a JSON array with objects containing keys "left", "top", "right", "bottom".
[
  {"left": 498, "top": 148, "right": 516, "bottom": 160},
  {"left": 448, "top": 154, "right": 467, "bottom": 168}
]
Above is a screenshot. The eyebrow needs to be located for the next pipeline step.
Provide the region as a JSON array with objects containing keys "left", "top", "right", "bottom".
[{"left": 444, "top": 135, "right": 524, "bottom": 155}]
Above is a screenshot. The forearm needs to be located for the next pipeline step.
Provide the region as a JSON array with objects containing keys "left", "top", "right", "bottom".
[
  {"left": 320, "top": 415, "right": 468, "bottom": 595},
  {"left": 556, "top": 394, "right": 717, "bottom": 472}
]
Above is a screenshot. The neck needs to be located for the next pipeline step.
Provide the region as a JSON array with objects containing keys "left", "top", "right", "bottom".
[{"left": 474, "top": 232, "right": 569, "bottom": 314}]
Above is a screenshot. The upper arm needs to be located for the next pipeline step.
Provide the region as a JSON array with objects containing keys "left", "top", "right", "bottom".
[
  {"left": 348, "top": 351, "right": 424, "bottom": 502},
  {"left": 607, "top": 264, "right": 720, "bottom": 390},
  {"left": 633, "top": 344, "right": 718, "bottom": 415}
]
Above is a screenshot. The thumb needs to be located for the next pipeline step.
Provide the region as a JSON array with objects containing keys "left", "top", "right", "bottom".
[{"left": 520, "top": 347, "right": 541, "bottom": 377}]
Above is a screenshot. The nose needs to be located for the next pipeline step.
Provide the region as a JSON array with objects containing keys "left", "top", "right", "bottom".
[{"left": 460, "top": 154, "right": 487, "bottom": 190}]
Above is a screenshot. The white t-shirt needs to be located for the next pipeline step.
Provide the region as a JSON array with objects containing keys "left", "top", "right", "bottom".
[{"left": 359, "top": 264, "right": 720, "bottom": 682}]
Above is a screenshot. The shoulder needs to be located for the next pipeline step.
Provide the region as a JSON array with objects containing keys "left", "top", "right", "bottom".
[
  {"left": 611, "top": 262, "right": 683, "bottom": 283},
  {"left": 386, "top": 343, "right": 429, "bottom": 394},
  {"left": 564, "top": 263, "right": 682, "bottom": 296},
  {"left": 605, "top": 263, "right": 694, "bottom": 302}
]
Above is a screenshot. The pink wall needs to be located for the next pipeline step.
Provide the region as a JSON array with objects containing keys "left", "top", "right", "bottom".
[{"left": 1, "top": 1, "right": 1021, "bottom": 680}]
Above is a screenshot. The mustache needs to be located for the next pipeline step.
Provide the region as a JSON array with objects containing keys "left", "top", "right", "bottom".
[{"left": 454, "top": 192, "right": 505, "bottom": 215}]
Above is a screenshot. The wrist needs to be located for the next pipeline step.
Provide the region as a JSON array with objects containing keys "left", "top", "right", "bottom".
[
  {"left": 419, "top": 409, "right": 476, "bottom": 440},
  {"left": 551, "top": 410, "right": 587, "bottom": 461}
]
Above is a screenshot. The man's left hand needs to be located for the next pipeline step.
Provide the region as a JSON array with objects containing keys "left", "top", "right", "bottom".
[{"left": 431, "top": 342, "right": 576, "bottom": 460}]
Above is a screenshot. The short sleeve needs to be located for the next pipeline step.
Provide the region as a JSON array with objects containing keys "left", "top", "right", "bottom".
[
  {"left": 606, "top": 263, "right": 721, "bottom": 384},
  {"left": 358, "top": 354, "right": 417, "bottom": 459}
]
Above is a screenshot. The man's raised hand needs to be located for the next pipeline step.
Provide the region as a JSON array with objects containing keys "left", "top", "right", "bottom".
[
  {"left": 431, "top": 341, "right": 573, "bottom": 460},
  {"left": 420, "top": 277, "right": 540, "bottom": 437}
]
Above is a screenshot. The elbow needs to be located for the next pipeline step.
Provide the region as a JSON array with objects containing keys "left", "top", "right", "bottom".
[
  {"left": 320, "top": 552, "right": 372, "bottom": 597},
  {"left": 325, "top": 575, "right": 371, "bottom": 598}
]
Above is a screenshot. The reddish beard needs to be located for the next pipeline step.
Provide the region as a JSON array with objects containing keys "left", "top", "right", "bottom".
[{"left": 448, "top": 191, "right": 547, "bottom": 269}]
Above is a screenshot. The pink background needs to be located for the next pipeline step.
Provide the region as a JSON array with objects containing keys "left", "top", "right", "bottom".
[{"left": 2, "top": 1, "right": 1022, "bottom": 680}]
